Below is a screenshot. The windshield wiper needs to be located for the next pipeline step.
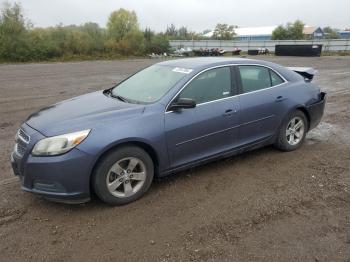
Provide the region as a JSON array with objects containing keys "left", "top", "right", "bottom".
[
  {"left": 110, "top": 92, "right": 129, "bottom": 103},
  {"left": 108, "top": 90, "right": 144, "bottom": 105}
]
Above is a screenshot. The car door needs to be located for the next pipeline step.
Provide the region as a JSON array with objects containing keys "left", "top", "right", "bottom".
[
  {"left": 236, "top": 65, "right": 289, "bottom": 146},
  {"left": 164, "top": 66, "right": 240, "bottom": 169}
]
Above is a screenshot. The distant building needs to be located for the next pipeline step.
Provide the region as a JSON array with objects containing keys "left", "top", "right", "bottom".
[
  {"left": 338, "top": 30, "right": 350, "bottom": 39},
  {"left": 203, "top": 26, "right": 325, "bottom": 40},
  {"left": 303, "top": 26, "right": 324, "bottom": 39},
  {"left": 235, "top": 26, "right": 277, "bottom": 41}
]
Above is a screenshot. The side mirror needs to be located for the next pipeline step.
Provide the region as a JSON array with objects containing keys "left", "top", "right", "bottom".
[{"left": 168, "top": 98, "right": 196, "bottom": 111}]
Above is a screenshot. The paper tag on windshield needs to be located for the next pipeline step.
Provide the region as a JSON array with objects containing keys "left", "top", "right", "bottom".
[{"left": 172, "top": 67, "right": 193, "bottom": 74}]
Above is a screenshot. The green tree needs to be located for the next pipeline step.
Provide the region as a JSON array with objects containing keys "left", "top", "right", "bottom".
[
  {"left": 26, "top": 28, "right": 57, "bottom": 60},
  {"left": 323, "top": 26, "right": 339, "bottom": 39},
  {"left": 165, "top": 24, "right": 177, "bottom": 38},
  {"left": 272, "top": 20, "right": 305, "bottom": 40},
  {"left": 0, "top": 2, "right": 29, "bottom": 61},
  {"left": 116, "top": 30, "right": 145, "bottom": 55},
  {"left": 107, "top": 8, "right": 138, "bottom": 41},
  {"left": 105, "top": 8, "right": 150, "bottom": 56},
  {"left": 272, "top": 25, "right": 288, "bottom": 40},
  {"left": 0, "top": 3, "right": 169, "bottom": 61},
  {"left": 178, "top": 26, "right": 188, "bottom": 39},
  {"left": 144, "top": 27, "right": 153, "bottom": 42},
  {"left": 164, "top": 24, "right": 200, "bottom": 40},
  {"left": 81, "top": 22, "right": 106, "bottom": 52},
  {"left": 288, "top": 20, "right": 304, "bottom": 40},
  {"left": 144, "top": 29, "right": 169, "bottom": 54},
  {"left": 212, "top": 24, "right": 236, "bottom": 40}
]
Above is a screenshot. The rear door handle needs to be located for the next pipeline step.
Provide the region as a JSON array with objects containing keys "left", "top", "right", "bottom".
[{"left": 275, "top": 96, "right": 287, "bottom": 102}]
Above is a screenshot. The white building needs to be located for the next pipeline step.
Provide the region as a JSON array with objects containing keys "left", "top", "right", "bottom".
[{"left": 204, "top": 26, "right": 325, "bottom": 40}]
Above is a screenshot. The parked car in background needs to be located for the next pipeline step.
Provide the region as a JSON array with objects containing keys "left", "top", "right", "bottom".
[{"left": 11, "top": 58, "right": 326, "bottom": 205}]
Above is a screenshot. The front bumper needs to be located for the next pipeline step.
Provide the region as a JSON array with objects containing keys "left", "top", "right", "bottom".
[
  {"left": 11, "top": 124, "right": 94, "bottom": 203},
  {"left": 306, "top": 92, "right": 326, "bottom": 130}
]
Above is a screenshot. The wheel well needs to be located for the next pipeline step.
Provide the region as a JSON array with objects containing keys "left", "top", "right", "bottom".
[
  {"left": 296, "top": 107, "right": 311, "bottom": 130},
  {"left": 89, "top": 141, "right": 160, "bottom": 196},
  {"left": 93, "top": 141, "right": 159, "bottom": 175},
  {"left": 126, "top": 141, "right": 159, "bottom": 174}
]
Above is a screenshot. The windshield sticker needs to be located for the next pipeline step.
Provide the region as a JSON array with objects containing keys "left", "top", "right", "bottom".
[{"left": 172, "top": 67, "right": 193, "bottom": 74}]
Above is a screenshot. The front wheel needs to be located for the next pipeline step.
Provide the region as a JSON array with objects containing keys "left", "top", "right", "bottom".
[
  {"left": 275, "top": 110, "right": 308, "bottom": 151},
  {"left": 92, "top": 146, "right": 154, "bottom": 205}
]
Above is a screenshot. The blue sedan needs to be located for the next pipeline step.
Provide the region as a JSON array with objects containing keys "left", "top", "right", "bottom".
[{"left": 11, "top": 58, "right": 326, "bottom": 205}]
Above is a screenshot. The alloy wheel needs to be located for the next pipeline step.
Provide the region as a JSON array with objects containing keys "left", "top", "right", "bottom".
[
  {"left": 286, "top": 116, "right": 305, "bottom": 146},
  {"left": 106, "top": 157, "right": 146, "bottom": 198}
]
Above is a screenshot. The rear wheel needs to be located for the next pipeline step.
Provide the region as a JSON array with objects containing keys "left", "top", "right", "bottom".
[
  {"left": 92, "top": 146, "right": 154, "bottom": 205},
  {"left": 275, "top": 110, "right": 308, "bottom": 151}
]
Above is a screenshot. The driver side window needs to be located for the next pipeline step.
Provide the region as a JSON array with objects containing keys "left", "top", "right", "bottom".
[{"left": 178, "top": 67, "right": 232, "bottom": 104}]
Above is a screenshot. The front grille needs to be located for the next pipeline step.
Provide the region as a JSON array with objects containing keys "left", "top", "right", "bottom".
[
  {"left": 18, "top": 128, "right": 30, "bottom": 143},
  {"left": 15, "top": 128, "right": 30, "bottom": 157},
  {"left": 16, "top": 140, "right": 27, "bottom": 156}
]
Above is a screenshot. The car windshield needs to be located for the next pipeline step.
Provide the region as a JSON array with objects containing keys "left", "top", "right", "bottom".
[{"left": 111, "top": 65, "right": 189, "bottom": 103}]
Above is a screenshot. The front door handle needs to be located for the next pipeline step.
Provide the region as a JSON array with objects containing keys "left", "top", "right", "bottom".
[{"left": 223, "top": 109, "right": 236, "bottom": 117}]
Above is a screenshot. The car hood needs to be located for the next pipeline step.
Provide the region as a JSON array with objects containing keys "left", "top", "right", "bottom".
[{"left": 26, "top": 91, "right": 145, "bottom": 136}]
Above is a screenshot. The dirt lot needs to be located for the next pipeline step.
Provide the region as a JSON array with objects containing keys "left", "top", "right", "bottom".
[{"left": 0, "top": 56, "right": 350, "bottom": 262}]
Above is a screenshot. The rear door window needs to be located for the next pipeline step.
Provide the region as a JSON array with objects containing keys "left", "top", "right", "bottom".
[
  {"left": 269, "top": 70, "right": 284, "bottom": 86},
  {"left": 238, "top": 66, "right": 271, "bottom": 93},
  {"left": 238, "top": 66, "right": 285, "bottom": 94}
]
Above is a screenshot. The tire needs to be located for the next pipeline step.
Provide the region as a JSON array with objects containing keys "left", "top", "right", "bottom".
[
  {"left": 275, "top": 110, "right": 308, "bottom": 152},
  {"left": 92, "top": 146, "right": 154, "bottom": 205}
]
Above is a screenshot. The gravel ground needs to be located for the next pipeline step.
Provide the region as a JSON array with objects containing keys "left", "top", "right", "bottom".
[{"left": 0, "top": 56, "right": 349, "bottom": 262}]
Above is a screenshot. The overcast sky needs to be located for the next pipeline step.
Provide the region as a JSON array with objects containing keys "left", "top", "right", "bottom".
[{"left": 4, "top": 0, "right": 350, "bottom": 31}]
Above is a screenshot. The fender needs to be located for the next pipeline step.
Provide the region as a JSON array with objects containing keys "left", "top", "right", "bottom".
[{"left": 87, "top": 137, "right": 163, "bottom": 179}]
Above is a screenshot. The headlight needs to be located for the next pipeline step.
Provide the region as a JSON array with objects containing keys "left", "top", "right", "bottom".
[{"left": 32, "top": 129, "right": 91, "bottom": 156}]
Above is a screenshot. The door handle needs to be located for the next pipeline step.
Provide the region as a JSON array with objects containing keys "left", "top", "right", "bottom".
[
  {"left": 222, "top": 109, "right": 236, "bottom": 116},
  {"left": 275, "top": 96, "right": 287, "bottom": 102}
]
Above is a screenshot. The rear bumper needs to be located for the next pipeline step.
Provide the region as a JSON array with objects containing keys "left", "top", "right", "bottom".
[{"left": 306, "top": 92, "right": 326, "bottom": 130}]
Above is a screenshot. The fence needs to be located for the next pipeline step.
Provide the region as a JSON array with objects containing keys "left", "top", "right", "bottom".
[{"left": 169, "top": 39, "right": 350, "bottom": 52}]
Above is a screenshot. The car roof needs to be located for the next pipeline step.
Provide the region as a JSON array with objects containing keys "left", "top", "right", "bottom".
[
  {"left": 158, "top": 57, "right": 270, "bottom": 70},
  {"left": 158, "top": 57, "right": 302, "bottom": 82}
]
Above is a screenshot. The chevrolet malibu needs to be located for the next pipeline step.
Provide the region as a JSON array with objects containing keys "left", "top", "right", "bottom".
[{"left": 11, "top": 58, "right": 326, "bottom": 205}]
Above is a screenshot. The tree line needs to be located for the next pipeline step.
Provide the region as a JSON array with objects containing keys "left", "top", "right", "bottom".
[
  {"left": 0, "top": 3, "right": 171, "bottom": 62},
  {"left": 0, "top": 2, "right": 236, "bottom": 62},
  {"left": 271, "top": 20, "right": 340, "bottom": 40},
  {"left": 0, "top": 2, "right": 342, "bottom": 62}
]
